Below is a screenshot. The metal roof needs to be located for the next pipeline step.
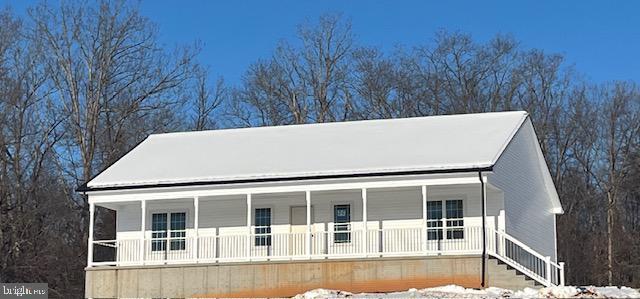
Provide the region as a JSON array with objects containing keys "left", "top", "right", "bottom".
[{"left": 83, "top": 111, "right": 529, "bottom": 191}]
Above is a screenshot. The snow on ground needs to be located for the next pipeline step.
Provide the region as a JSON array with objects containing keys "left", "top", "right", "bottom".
[{"left": 293, "top": 285, "right": 640, "bottom": 298}]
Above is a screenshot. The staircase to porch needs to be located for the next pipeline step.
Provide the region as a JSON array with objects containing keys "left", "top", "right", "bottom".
[{"left": 488, "top": 257, "right": 538, "bottom": 289}]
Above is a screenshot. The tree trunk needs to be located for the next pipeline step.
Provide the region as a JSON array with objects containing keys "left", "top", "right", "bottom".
[{"left": 607, "top": 191, "right": 614, "bottom": 286}]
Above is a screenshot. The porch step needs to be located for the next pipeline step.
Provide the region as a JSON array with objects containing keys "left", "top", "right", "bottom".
[
  {"left": 492, "top": 257, "right": 544, "bottom": 286},
  {"left": 487, "top": 258, "right": 539, "bottom": 290}
]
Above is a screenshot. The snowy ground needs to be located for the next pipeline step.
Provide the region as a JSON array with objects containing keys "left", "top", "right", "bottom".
[{"left": 293, "top": 285, "right": 640, "bottom": 298}]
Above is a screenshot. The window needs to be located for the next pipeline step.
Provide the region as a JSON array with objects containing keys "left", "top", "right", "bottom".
[
  {"left": 334, "top": 204, "right": 351, "bottom": 243},
  {"left": 151, "top": 212, "right": 186, "bottom": 252},
  {"left": 254, "top": 208, "right": 271, "bottom": 246},
  {"left": 170, "top": 212, "right": 186, "bottom": 250},
  {"left": 445, "top": 200, "right": 464, "bottom": 239},
  {"left": 426, "top": 200, "right": 464, "bottom": 240},
  {"left": 151, "top": 213, "right": 167, "bottom": 251},
  {"left": 426, "top": 201, "right": 443, "bottom": 240}
]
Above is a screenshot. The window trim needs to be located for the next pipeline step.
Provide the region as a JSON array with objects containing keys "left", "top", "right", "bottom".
[
  {"left": 253, "top": 206, "right": 273, "bottom": 247},
  {"left": 426, "top": 198, "right": 465, "bottom": 241},
  {"left": 444, "top": 199, "right": 465, "bottom": 240},
  {"left": 148, "top": 209, "right": 189, "bottom": 252},
  {"left": 150, "top": 212, "right": 168, "bottom": 252},
  {"left": 426, "top": 200, "right": 444, "bottom": 241},
  {"left": 169, "top": 212, "right": 188, "bottom": 251}
]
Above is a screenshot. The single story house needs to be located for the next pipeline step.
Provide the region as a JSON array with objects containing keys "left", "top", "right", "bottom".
[{"left": 80, "top": 111, "right": 564, "bottom": 298}]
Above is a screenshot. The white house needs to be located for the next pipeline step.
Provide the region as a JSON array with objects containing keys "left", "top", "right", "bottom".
[{"left": 81, "top": 111, "right": 564, "bottom": 298}]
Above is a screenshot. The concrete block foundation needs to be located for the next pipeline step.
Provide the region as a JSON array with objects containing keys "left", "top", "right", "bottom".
[{"left": 85, "top": 256, "right": 536, "bottom": 298}]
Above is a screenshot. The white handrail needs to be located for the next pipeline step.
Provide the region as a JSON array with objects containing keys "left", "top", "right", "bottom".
[
  {"left": 488, "top": 228, "right": 563, "bottom": 286},
  {"left": 93, "top": 240, "right": 117, "bottom": 248},
  {"left": 89, "top": 226, "right": 564, "bottom": 287},
  {"left": 496, "top": 229, "right": 547, "bottom": 261}
]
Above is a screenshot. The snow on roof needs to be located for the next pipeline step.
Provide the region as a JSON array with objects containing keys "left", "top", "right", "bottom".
[{"left": 85, "top": 111, "right": 529, "bottom": 190}]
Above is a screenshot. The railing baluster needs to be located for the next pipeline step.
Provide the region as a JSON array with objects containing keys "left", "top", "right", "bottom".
[
  {"left": 559, "top": 262, "right": 565, "bottom": 285},
  {"left": 95, "top": 225, "right": 563, "bottom": 287},
  {"left": 545, "top": 256, "right": 552, "bottom": 286}
]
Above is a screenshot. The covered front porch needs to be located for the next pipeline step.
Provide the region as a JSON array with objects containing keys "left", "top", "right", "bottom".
[{"left": 88, "top": 174, "right": 563, "bottom": 286}]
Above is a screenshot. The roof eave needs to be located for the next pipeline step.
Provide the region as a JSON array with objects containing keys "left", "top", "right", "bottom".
[{"left": 77, "top": 165, "right": 494, "bottom": 193}]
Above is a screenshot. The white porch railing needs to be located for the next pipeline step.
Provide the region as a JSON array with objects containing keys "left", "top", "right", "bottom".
[
  {"left": 489, "top": 229, "right": 564, "bottom": 286},
  {"left": 91, "top": 226, "right": 564, "bottom": 286}
]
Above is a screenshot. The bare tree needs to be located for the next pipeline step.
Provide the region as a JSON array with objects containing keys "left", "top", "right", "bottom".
[
  {"left": 229, "top": 13, "right": 355, "bottom": 126},
  {"left": 0, "top": 8, "right": 78, "bottom": 296},
  {"left": 571, "top": 83, "right": 640, "bottom": 285},
  {"left": 30, "top": 0, "right": 198, "bottom": 196},
  {"left": 192, "top": 66, "right": 225, "bottom": 130},
  {"left": 0, "top": 2, "right": 202, "bottom": 296},
  {"left": 352, "top": 47, "right": 399, "bottom": 119}
]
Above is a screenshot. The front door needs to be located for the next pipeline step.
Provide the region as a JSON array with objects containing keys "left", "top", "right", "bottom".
[{"left": 290, "top": 206, "right": 311, "bottom": 255}]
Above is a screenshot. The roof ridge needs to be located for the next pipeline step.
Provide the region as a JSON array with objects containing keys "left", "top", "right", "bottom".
[{"left": 150, "top": 110, "right": 528, "bottom": 138}]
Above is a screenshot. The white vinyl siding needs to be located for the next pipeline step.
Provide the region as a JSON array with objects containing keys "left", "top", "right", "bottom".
[
  {"left": 489, "top": 120, "right": 558, "bottom": 260},
  {"left": 114, "top": 185, "right": 504, "bottom": 242}
]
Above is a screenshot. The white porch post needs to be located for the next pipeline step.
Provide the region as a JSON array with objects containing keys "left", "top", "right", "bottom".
[
  {"left": 306, "top": 191, "right": 311, "bottom": 258},
  {"left": 441, "top": 214, "right": 447, "bottom": 252},
  {"left": 87, "top": 202, "right": 95, "bottom": 267},
  {"left": 361, "top": 188, "right": 367, "bottom": 255},
  {"left": 140, "top": 200, "right": 146, "bottom": 264},
  {"left": 421, "top": 185, "right": 427, "bottom": 253},
  {"left": 246, "top": 193, "right": 252, "bottom": 260},
  {"left": 194, "top": 196, "right": 199, "bottom": 262}
]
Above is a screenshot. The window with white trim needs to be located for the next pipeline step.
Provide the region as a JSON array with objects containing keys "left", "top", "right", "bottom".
[
  {"left": 151, "top": 212, "right": 186, "bottom": 252},
  {"left": 445, "top": 200, "right": 464, "bottom": 239},
  {"left": 254, "top": 208, "right": 271, "bottom": 246},
  {"left": 426, "top": 200, "right": 464, "bottom": 240},
  {"left": 151, "top": 213, "right": 167, "bottom": 251},
  {"left": 426, "top": 201, "right": 443, "bottom": 240},
  {"left": 170, "top": 212, "right": 186, "bottom": 250}
]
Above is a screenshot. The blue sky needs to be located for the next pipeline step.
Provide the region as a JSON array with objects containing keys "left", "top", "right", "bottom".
[{"left": 4, "top": 0, "right": 639, "bottom": 84}]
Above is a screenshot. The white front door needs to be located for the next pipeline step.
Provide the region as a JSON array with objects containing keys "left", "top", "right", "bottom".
[{"left": 290, "top": 206, "right": 311, "bottom": 255}]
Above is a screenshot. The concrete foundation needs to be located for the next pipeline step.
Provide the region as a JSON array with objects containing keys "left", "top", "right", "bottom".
[{"left": 85, "top": 256, "right": 536, "bottom": 298}]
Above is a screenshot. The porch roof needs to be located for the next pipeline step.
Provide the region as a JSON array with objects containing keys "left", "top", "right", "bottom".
[{"left": 82, "top": 111, "right": 528, "bottom": 191}]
